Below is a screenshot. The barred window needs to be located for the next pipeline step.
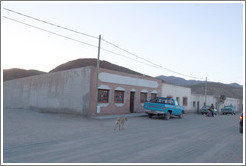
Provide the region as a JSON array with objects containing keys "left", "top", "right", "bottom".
[
  {"left": 98, "top": 89, "right": 109, "bottom": 103},
  {"left": 140, "top": 92, "right": 148, "bottom": 103},
  {"left": 114, "top": 90, "right": 124, "bottom": 103}
]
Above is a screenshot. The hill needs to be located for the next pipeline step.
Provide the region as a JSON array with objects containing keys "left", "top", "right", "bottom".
[
  {"left": 3, "top": 68, "right": 46, "bottom": 82},
  {"left": 191, "top": 82, "right": 243, "bottom": 99},
  {"left": 3, "top": 59, "right": 148, "bottom": 81},
  {"left": 157, "top": 75, "right": 243, "bottom": 99},
  {"left": 49, "top": 58, "right": 146, "bottom": 77},
  {"left": 156, "top": 75, "right": 243, "bottom": 88},
  {"left": 156, "top": 75, "right": 204, "bottom": 87}
]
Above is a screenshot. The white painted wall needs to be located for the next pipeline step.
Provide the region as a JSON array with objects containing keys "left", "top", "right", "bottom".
[
  {"left": 191, "top": 94, "right": 217, "bottom": 113},
  {"left": 161, "top": 82, "right": 243, "bottom": 113},
  {"left": 99, "top": 72, "right": 159, "bottom": 88},
  {"left": 161, "top": 83, "right": 192, "bottom": 112},
  {"left": 3, "top": 67, "right": 92, "bottom": 115},
  {"left": 191, "top": 94, "right": 243, "bottom": 113},
  {"left": 224, "top": 97, "right": 242, "bottom": 112}
]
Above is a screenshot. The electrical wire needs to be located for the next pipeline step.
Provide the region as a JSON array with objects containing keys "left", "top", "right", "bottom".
[
  {"left": 4, "top": 10, "right": 204, "bottom": 80},
  {"left": 102, "top": 38, "right": 204, "bottom": 80},
  {"left": 3, "top": 7, "right": 99, "bottom": 40},
  {"left": 3, "top": 16, "right": 99, "bottom": 49}
]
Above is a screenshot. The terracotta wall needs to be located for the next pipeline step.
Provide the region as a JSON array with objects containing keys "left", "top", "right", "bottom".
[{"left": 89, "top": 67, "right": 162, "bottom": 116}]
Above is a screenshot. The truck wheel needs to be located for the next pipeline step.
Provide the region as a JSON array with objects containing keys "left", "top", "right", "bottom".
[
  {"left": 148, "top": 114, "right": 153, "bottom": 118},
  {"left": 165, "top": 112, "right": 170, "bottom": 120},
  {"left": 179, "top": 111, "right": 184, "bottom": 118}
]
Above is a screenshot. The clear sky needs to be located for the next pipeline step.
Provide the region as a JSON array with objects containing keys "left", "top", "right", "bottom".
[{"left": 1, "top": 1, "right": 244, "bottom": 85}]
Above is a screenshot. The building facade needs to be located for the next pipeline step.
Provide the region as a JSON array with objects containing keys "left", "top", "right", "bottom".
[
  {"left": 3, "top": 66, "right": 242, "bottom": 116},
  {"left": 3, "top": 66, "right": 162, "bottom": 116},
  {"left": 89, "top": 67, "right": 162, "bottom": 115},
  {"left": 161, "top": 82, "right": 243, "bottom": 113},
  {"left": 161, "top": 82, "right": 192, "bottom": 112}
]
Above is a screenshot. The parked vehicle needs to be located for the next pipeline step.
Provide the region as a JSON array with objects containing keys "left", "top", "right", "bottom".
[
  {"left": 200, "top": 105, "right": 217, "bottom": 115},
  {"left": 221, "top": 105, "right": 236, "bottom": 115},
  {"left": 239, "top": 113, "right": 243, "bottom": 133},
  {"left": 144, "top": 97, "right": 185, "bottom": 120}
]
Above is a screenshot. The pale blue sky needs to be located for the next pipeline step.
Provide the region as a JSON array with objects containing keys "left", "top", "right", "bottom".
[{"left": 1, "top": 1, "right": 244, "bottom": 85}]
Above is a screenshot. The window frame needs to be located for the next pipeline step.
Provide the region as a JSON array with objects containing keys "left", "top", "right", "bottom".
[
  {"left": 98, "top": 89, "right": 110, "bottom": 103},
  {"left": 114, "top": 90, "right": 125, "bottom": 103},
  {"left": 140, "top": 92, "right": 148, "bottom": 103},
  {"left": 151, "top": 93, "right": 157, "bottom": 100}
]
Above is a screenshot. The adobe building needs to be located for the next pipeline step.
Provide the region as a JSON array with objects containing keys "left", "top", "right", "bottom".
[{"left": 3, "top": 65, "right": 162, "bottom": 116}]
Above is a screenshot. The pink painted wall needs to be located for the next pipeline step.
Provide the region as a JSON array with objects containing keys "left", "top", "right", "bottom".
[{"left": 89, "top": 66, "right": 162, "bottom": 116}]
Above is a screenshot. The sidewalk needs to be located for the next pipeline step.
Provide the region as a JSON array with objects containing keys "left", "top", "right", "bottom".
[{"left": 90, "top": 112, "right": 147, "bottom": 120}]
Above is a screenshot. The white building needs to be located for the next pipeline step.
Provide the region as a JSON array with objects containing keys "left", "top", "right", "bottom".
[
  {"left": 161, "top": 81, "right": 243, "bottom": 113},
  {"left": 161, "top": 82, "right": 192, "bottom": 112}
]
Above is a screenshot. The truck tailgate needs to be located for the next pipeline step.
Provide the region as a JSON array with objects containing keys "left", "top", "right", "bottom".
[{"left": 144, "top": 103, "right": 165, "bottom": 111}]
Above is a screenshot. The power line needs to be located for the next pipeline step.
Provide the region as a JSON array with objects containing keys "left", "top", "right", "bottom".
[
  {"left": 3, "top": 15, "right": 159, "bottom": 68},
  {"left": 102, "top": 38, "right": 204, "bottom": 80},
  {"left": 3, "top": 7, "right": 99, "bottom": 40},
  {"left": 3, "top": 16, "right": 99, "bottom": 49},
  {"left": 100, "top": 47, "right": 161, "bottom": 68},
  {"left": 102, "top": 38, "right": 161, "bottom": 68},
  {"left": 4, "top": 11, "right": 204, "bottom": 80}
]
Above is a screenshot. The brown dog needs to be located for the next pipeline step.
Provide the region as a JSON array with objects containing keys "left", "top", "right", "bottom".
[{"left": 114, "top": 117, "right": 128, "bottom": 131}]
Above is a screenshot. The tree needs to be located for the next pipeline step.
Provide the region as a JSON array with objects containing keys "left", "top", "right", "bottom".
[
  {"left": 219, "top": 95, "right": 226, "bottom": 104},
  {"left": 217, "top": 95, "right": 226, "bottom": 111}
]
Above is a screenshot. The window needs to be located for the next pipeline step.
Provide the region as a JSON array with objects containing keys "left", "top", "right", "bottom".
[
  {"left": 176, "top": 97, "right": 180, "bottom": 105},
  {"left": 98, "top": 89, "right": 109, "bottom": 103},
  {"left": 114, "top": 90, "right": 124, "bottom": 103},
  {"left": 183, "top": 97, "right": 188, "bottom": 106},
  {"left": 193, "top": 101, "right": 196, "bottom": 107},
  {"left": 140, "top": 92, "right": 148, "bottom": 103},
  {"left": 151, "top": 93, "right": 157, "bottom": 100}
]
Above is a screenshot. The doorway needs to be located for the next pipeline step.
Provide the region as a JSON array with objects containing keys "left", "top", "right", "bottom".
[
  {"left": 197, "top": 101, "right": 200, "bottom": 113},
  {"left": 130, "top": 92, "right": 135, "bottom": 113}
]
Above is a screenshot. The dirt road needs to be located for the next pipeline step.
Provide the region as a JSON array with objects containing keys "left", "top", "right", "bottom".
[{"left": 3, "top": 109, "right": 243, "bottom": 163}]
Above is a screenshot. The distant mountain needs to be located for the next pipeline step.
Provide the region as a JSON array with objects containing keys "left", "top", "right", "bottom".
[
  {"left": 191, "top": 82, "right": 243, "bottom": 99},
  {"left": 156, "top": 75, "right": 243, "bottom": 99},
  {"left": 228, "top": 83, "right": 243, "bottom": 88},
  {"left": 156, "top": 75, "right": 243, "bottom": 88},
  {"left": 49, "top": 58, "right": 147, "bottom": 77},
  {"left": 3, "top": 68, "right": 46, "bottom": 82},
  {"left": 156, "top": 75, "right": 205, "bottom": 87}
]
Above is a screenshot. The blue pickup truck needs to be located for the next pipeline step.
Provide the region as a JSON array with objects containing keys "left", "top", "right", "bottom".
[
  {"left": 144, "top": 97, "right": 185, "bottom": 120},
  {"left": 221, "top": 105, "right": 236, "bottom": 115}
]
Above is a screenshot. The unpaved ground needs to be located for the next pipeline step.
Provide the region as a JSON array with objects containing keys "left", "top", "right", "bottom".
[{"left": 3, "top": 108, "right": 243, "bottom": 163}]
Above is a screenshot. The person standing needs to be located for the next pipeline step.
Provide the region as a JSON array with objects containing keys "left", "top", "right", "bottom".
[{"left": 209, "top": 104, "right": 215, "bottom": 117}]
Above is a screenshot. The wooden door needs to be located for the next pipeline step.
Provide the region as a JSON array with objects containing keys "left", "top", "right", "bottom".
[{"left": 130, "top": 92, "right": 135, "bottom": 113}]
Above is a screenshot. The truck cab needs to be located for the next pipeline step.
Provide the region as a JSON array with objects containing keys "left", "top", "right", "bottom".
[{"left": 144, "top": 97, "right": 185, "bottom": 120}]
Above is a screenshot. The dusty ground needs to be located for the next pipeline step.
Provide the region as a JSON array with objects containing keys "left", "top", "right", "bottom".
[{"left": 3, "top": 108, "right": 244, "bottom": 163}]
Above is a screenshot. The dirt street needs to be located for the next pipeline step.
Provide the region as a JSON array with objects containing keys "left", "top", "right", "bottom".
[{"left": 3, "top": 108, "right": 244, "bottom": 163}]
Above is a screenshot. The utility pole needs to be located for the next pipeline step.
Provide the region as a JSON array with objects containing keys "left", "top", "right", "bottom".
[
  {"left": 95, "top": 35, "right": 101, "bottom": 114},
  {"left": 205, "top": 77, "right": 207, "bottom": 106}
]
